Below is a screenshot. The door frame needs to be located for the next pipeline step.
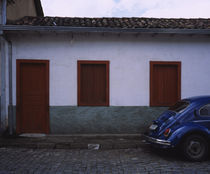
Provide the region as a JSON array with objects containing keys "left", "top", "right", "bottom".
[
  {"left": 16, "top": 59, "right": 50, "bottom": 134},
  {"left": 150, "top": 61, "right": 181, "bottom": 106}
]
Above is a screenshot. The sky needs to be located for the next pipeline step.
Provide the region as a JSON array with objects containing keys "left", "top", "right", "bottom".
[{"left": 41, "top": 0, "right": 210, "bottom": 18}]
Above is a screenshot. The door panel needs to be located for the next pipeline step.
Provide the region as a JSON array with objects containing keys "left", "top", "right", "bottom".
[
  {"left": 150, "top": 61, "right": 181, "bottom": 106},
  {"left": 16, "top": 60, "right": 49, "bottom": 134},
  {"left": 80, "top": 64, "right": 106, "bottom": 104},
  {"left": 77, "top": 61, "right": 109, "bottom": 106}
]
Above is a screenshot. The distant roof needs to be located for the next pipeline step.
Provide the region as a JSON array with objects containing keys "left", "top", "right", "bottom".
[{"left": 7, "top": 16, "right": 210, "bottom": 30}]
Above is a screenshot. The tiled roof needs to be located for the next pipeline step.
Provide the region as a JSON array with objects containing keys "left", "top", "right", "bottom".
[{"left": 7, "top": 16, "right": 210, "bottom": 30}]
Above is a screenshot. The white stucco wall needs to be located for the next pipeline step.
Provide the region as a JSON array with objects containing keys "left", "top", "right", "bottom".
[{"left": 11, "top": 32, "right": 210, "bottom": 106}]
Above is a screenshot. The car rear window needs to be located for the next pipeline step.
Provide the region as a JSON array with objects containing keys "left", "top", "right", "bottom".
[
  {"left": 200, "top": 104, "right": 210, "bottom": 116},
  {"left": 169, "top": 100, "right": 189, "bottom": 113}
]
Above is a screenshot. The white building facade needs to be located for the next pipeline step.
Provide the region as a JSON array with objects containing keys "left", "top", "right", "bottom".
[
  {"left": 12, "top": 33, "right": 210, "bottom": 106},
  {"left": 1, "top": 17, "right": 210, "bottom": 134}
]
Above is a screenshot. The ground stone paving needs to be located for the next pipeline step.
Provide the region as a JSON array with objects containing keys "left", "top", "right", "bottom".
[{"left": 0, "top": 146, "right": 210, "bottom": 174}]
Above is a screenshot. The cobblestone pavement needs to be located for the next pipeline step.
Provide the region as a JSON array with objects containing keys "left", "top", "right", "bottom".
[{"left": 0, "top": 146, "right": 210, "bottom": 174}]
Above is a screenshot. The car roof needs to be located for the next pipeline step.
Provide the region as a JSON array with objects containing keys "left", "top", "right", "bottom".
[{"left": 183, "top": 96, "right": 210, "bottom": 103}]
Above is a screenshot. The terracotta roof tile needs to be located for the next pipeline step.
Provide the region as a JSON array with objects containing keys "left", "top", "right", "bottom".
[{"left": 7, "top": 16, "right": 210, "bottom": 30}]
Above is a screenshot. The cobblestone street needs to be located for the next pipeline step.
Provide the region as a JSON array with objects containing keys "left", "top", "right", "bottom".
[{"left": 0, "top": 146, "right": 210, "bottom": 174}]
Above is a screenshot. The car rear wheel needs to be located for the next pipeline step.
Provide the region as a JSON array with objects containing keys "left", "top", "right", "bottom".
[{"left": 182, "top": 134, "right": 208, "bottom": 161}]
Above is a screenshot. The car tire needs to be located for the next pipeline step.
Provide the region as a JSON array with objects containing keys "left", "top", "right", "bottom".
[{"left": 182, "top": 134, "right": 208, "bottom": 161}]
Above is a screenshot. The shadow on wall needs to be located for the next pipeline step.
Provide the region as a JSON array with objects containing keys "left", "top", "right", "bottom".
[{"left": 0, "top": 96, "right": 2, "bottom": 135}]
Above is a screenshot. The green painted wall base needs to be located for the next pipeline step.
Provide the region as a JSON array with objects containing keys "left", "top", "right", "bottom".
[
  {"left": 12, "top": 106, "right": 167, "bottom": 134},
  {"left": 50, "top": 106, "right": 167, "bottom": 134}
]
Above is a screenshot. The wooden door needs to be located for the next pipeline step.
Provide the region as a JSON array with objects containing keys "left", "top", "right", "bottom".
[
  {"left": 16, "top": 60, "right": 49, "bottom": 134},
  {"left": 150, "top": 61, "right": 181, "bottom": 106},
  {"left": 78, "top": 61, "right": 109, "bottom": 106}
]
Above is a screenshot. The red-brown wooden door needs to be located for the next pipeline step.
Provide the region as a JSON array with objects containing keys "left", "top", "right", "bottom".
[
  {"left": 150, "top": 61, "right": 181, "bottom": 106},
  {"left": 78, "top": 61, "right": 109, "bottom": 106},
  {"left": 16, "top": 60, "right": 49, "bottom": 134}
]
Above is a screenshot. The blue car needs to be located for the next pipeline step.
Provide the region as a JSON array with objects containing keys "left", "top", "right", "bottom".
[{"left": 144, "top": 96, "right": 210, "bottom": 161}]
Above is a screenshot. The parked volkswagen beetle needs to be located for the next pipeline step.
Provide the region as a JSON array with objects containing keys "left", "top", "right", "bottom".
[{"left": 144, "top": 96, "right": 210, "bottom": 161}]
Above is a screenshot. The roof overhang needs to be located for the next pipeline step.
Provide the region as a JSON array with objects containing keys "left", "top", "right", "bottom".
[{"left": 1, "top": 25, "right": 210, "bottom": 35}]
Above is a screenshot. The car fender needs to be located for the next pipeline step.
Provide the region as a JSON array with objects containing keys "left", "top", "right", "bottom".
[{"left": 168, "top": 123, "right": 209, "bottom": 147}]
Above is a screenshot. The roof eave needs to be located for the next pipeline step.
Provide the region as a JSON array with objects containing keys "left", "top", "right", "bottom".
[{"left": 2, "top": 25, "right": 210, "bottom": 35}]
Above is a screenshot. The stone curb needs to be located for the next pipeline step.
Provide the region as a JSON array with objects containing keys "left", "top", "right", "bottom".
[{"left": 0, "top": 134, "right": 146, "bottom": 150}]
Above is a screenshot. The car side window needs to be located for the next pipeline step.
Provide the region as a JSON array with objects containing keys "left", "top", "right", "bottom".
[{"left": 199, "top": 104, "right": 210, "bottom": 116}]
